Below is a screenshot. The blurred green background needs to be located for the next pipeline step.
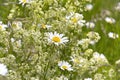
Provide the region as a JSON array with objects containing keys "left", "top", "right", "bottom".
[{"left": 0, "top": 0, "right": 120, "bottom": 64}]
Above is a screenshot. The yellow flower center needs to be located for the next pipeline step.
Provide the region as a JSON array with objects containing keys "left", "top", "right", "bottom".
[
  {"left": 71, "top": 17, "right": 78, "bottom": 23},
  {"left": 22, "top": 0, "right": 26, "bottom": 3},
  {"left": 52, "top": 36, "right": 61, "bottom": 42},
  {"left": 41, "top": 24, "right": 46, "bottom": 29},
  {"left": 62, "top": 65, "right": 68, "bottom": 70},
  {"left": 74, "top": 59, "right": 80, "bottom": 63}
]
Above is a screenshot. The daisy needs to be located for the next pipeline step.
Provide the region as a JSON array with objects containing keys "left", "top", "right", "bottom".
[
  {"left": 108, "top": 32, "right": 119, "bottom": 39},
  {"left": 0, "top": 63, "right": 8, "bottom": 76},
  {"left": 0, "top": 21, "right": 8, "bottom": 31},
  {"left": 46, "top": 32, "right": 69, "bottom": 45},
  {"left": 105, "top": 17, "right": 116, "bottom": 24},
  {"left": 19, "top": 0, "right": 31, "bottom": 5},
  {"left": 58, "top": 61, "right": 73, "bottom": 71}
]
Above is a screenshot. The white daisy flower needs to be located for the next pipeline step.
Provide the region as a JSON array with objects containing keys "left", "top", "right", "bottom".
[
  {"left": 19, "top": 0, "right": 31, "bottom": 5},
  {"left": 86, "top": 22, "right": 95, "bottom": 28},
  {"left": 85, "top": 4, "right": 93, "bottom": 11},
  {"left": 58, "top": 61, "right": 73, "bottom": 71},
  {"left": 0, "top": 21, "right": 8, "bottom": 31},
  {"left": 105, "top": 17, "right": 116, "bottom": 24},
  {"left": 0, "top": 63, "right": 8, "bottom": 76},
  {"left": 46, "top": 32, "right": 69, "bottom": 45},
  {"left": 108, "top": 32, "right": 119, "bottom": 39},
  {"left": 84, "top": 78, "right": 92, "bottom": 80}
]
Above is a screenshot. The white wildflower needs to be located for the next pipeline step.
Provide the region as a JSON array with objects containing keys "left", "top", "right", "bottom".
[
  {"left": 86, "top": 22, "right": 95, "bottom": 28},
  {"left": 84, "top": 78, "right": 92, "bottom": 80},
  {"left": 0, "top": 63, "right": 8, "bottom": 76},
  {"left": 108, "top": 32, "right": 119, "bottom": 39},
  {"left": 58, "top": 61, "right": 73, "bottom": 71},
  {"left": 66, "top": 12, "right": 85, "bottom": 26},
  {"left": 85, "top": 4, "right": 93, "bottom": 11},
  {"left": 46, "top": 32, "right": 69, "bottom": 45},
  {"left": 19, "top": 0, "right": 32, "bottom": 6},
  {"left": 105, "top": 17, "right": 116, "bottom": 24},
  {"left": 0, "top": 21, "right": 8, "bottom": 31}
]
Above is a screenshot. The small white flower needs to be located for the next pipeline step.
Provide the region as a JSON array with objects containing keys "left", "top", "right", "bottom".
[
  {"left": 12, "top": 21, "right": 22, "bottom": 30},
  {"left": 11, "top": 38, "right": 15, "bottom": 42},
  {"left": 70, "top": 56, "right": 80, "bottom": 64},
  {"left": 66, "top": 12, "right": 85, "bottom": 26},
  {"left": 84, "top": 78, "right": 92, "bottom": 80},
  {"left": 78, "top": 38, "right": 90, "bottom": 49},
  {"left": 105, "top": 17, "right": 116, "bottom": 24},
  {"left": 58, "top": 61, "right": 73, "bottom": 71},
  {"left": 46, "top": 32, "right": 69, "bottom": 45},
  {"left": 115, "top": 2, "right": 120, "bottom": 11},
  {"left": 108, "top": 32, "right": 119, "bottom": 39},
  {"left": 86, "top": 22, "right": 95, "bottom": 28},
  {"left": 19, "top": 0, "right": 31, "bottom": 5},
  {"left": 58, "top": 75, "right": 68, "bottom": 80},
  {"left": 78, "top": 20, "right": 86, "bottom": 27},
  {"left": 0, "top": 21, "right": 8, "bottom": 31},
  {"left": 0, "top": 63, "right": 8, "bottom": 76},
  {"left": 85, "top": 4, "right": 93, "bottom": 11},
  {"left": 38, "top": 24, "right": 52, "bottom": 29},
  {"left": 89, "top": 40, "right": 95, "bottom": 45},
  {"left": 93, "top": 52, "right": 107, "bottom": 60}
]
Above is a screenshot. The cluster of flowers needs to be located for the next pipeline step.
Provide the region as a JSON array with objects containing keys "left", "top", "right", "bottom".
[{"left": 0, "top": 0, "right": 120, "bottom": 80}]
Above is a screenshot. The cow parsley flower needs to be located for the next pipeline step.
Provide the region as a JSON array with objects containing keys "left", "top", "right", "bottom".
[
  {"left": 92, "top": 52, "right": 109, "bottom": 66},
  {"left": 87, "top": 31, "right": 101, "bottom": 45},
  {"left": 108, "top": 32, "right": 119, "bottom": 39},
  {"left": 58, "top": 61, "right": 73, "bottom": 71},
  {"left": 78, "top": 38, "right": 90, "bottom": 49},
  {"left": 0, "top": 63, "right": 8, "bottom": 76},
  {"left": 70, "top": 57, "right": 80, "bottom": 64},
  {"left": 46, "top": 32, "right": 69, "bottom": 45},
  {"left": 66, "top": 12, "right": 85, "bottom": 26}
]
